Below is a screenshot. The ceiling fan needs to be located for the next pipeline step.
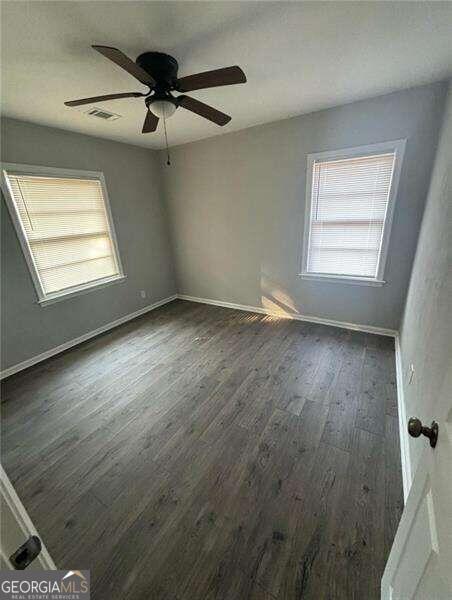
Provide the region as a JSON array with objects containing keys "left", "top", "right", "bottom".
[{"left": 65, "top": 46, "right": 247, "bottom": 133}]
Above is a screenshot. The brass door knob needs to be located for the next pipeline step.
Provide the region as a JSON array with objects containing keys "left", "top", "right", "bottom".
[{"left": 408, "top": 418, "right": 439, "bottom": 448}]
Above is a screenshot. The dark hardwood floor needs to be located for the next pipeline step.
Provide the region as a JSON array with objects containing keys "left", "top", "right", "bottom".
[{"left": 1, "top": 299, "right": 403, "bottom": 599}]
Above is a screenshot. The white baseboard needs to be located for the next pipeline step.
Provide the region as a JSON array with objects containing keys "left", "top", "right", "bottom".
[
  {"left": 0, "top": 294, "right": 178, "bottom": 380},
  {"left": 177, "top": 294, "right": 398, "bottom": 338},
  {"left": 394, "top": 334, "right": 412, "bottom": 501}
]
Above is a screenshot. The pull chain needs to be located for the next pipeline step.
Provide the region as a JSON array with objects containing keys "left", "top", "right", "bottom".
[{"left": 163, "top": 111, "right": 171, "bottom": 166}]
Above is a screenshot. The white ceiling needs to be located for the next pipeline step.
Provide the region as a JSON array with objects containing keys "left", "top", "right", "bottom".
[{"left": 2, "top": 1, "right": 452, "bottom": 149}]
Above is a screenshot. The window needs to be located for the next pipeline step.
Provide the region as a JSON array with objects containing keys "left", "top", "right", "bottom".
[
  {"left": 301, "top": 140, "right": 405, "bottom": 285},
  {"left": 1, "top": 164, "right": 125, "bottom": 304}
]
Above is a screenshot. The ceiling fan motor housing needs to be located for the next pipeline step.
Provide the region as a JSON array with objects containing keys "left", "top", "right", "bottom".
[{"left": 136, "top": 52, "right": 179, "bottom": 89}]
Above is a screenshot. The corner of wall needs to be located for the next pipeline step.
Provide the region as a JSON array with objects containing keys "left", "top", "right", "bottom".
[{"left": 155, "top": 147, "right": 180, "bottom": 293}]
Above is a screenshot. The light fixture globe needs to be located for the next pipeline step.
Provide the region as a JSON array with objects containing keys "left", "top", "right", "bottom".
[{"left": 150, "top": 99, "right": 177, "bottom": 119}]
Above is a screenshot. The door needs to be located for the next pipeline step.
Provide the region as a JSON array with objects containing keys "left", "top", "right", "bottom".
[
  {"left": 381, "top": 369, "right": 452, "bottom": 599},
  {"left": 0, "top": 465, "right": 56, "bottom": 570}
]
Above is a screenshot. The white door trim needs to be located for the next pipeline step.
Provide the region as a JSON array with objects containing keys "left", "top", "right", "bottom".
[
  {"left": 394, "top": 334, "right": 413, "bottom": 501},
  {"left": 0, "top": 465, "right": 56, "bottom": 570}
]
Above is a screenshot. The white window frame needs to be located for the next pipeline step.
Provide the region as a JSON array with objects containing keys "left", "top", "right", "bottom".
[
  {"left": 300, "top": 139, "right": 406, "bottom": 286},
  {"left": 1, "top": 163, "right": 126, "bottom": 305}
]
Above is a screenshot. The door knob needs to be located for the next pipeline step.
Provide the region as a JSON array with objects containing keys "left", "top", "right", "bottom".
[
  {"left": 407, "top": 418, "right": 438, "bottom": 448},
  {"left": 9, "top": 535, "right": 42, "bottom": 569}
]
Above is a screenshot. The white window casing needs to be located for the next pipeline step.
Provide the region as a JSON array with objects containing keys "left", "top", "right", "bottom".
[
  {"left": 1, "top": 164, "right": 125, "bottom": 305},
  {"left": 300, "top": 140, "right": 406, "bottom": 286}
]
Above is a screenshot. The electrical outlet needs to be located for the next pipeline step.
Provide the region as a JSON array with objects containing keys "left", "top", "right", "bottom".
[
  {"left": 408, "top": 363, "right": 415, "bottom": 384},
  {"left": 140, "top": 290, "right": 146, "bottom": 299}
]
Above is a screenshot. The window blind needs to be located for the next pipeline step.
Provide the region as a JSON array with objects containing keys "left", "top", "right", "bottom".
[
  {"left": 5, "top": 174, "right": 121, "bottom": 296},
  {"left": 307, "top": 152, "right": 396, "bottom": 278}
]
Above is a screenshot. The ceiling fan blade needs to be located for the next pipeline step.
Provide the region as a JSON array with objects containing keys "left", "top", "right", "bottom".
[
  {"left": 92, "top": 45, "right": 155, "bottom": 87},
  {"left": 177, "top": 95, "right": 231, "bottom": 126},
  {"left": 65, "top": 92, "right": 145, "bottom": 107},
  {"left": 142, "top": 109, "right": 159, "bottom": 133},
  {"left": 176, "top": 66, "right": 246, "bottom": 92}
]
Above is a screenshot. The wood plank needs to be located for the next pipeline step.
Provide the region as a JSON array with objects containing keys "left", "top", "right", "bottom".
[
  {"left": 319, "top": 427, "right": 387, "bottom": 599},
  {"left": 321, "top": 387, "right": 359, "bottom": 452},
  {"left": 355, "top": 343, "right": 396, "bottom": 437},
  {"left": 0, "top": 300, "right": 403, "bottom": 599}
]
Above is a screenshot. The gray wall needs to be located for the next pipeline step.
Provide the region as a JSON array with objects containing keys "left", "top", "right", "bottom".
[
  {"left": 162, "top": 82, "right": 447, "bottom": 330},
  {"left": 1, "top": 81, "right": 448, "bottom": 372},
  {"left": 1, "top": 118, "right": 176, "bottom": 371},
  {"left": 399, "top": 82, "right": 452, "bottom": 477}
]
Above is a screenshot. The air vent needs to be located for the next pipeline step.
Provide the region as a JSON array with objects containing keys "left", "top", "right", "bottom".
[{"left": 85, "top": 107, "right": 121, "bottom": 121}]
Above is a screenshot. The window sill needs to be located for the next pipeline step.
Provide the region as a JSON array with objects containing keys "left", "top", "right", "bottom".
[
  {"left": 38, "top": 274, "right": 127, "bottom": 306},
  {"left": 299, "top": 273, "right": 386, "bottom": 287}
]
